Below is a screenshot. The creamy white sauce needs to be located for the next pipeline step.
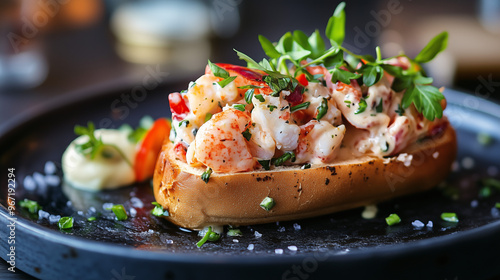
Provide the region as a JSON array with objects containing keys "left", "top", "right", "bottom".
[{"left": 62, "top": 129, "right": 136, "bottom": 191}]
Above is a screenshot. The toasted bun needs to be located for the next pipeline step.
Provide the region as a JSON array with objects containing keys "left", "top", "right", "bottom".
[{"left": 153, "top": 125, "right": 456, "bottom": 230}]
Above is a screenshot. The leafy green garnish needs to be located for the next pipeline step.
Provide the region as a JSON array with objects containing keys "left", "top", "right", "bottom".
[
  {"left": 254, "top": 94, "right": 265, "bottom": 102},
  {"left": 355, "top": 98, "right": 367, "bottom": 114},
  {"left": 109, "top": 204, "right": 128, "bottom": 221},
  {"left": 227, "top": 228, "right": 243, "bottom": 237},
  {"left": 290, "top": 102, "right": 311, "bottom": 113},
  {"left": 258, "top": 160, "right": 271, "bottom": 170},
  {"left": 74, "top": 122, "right": 132, "bottom": 167},
  {"left": 233, "top": 104, "right": 246, "bottom": 112},
  {"left": 208, "top": 59, "right": 237, "bottom": 88},
  {"left": 19, "top": 199, "right": 42, "bottom": 214},
  {"left": 233, "top": 2, "right": 448, "bottom": 121},
  {"left": 151, "top": 202, "right": 169, "bottom": 217},
  {"left": 272, "top": 151, "right": 296, "bottom": 166},
  {"left": 441, "top": 212, "right": 459, "bottom": 223},
  {"left": 197, "top": 226, "right": 220, "bottom": 248},
  {"left": 260, "top": 196, "right": 276, "bottom": 211},
  {"left": 127, "top": 115, "right": 154, "bottom": 143},
  {"left": 244, "top": 89, "right": 255, "bottom": 104},
  {"left": 385, "top": 213, "right": 401, "bottom": 226},
  {"left": 242, "top": 128, "right": 252, "bottom": 141},
  {"left": 316, "top": 98, "right": 328, "bottom": 120}
]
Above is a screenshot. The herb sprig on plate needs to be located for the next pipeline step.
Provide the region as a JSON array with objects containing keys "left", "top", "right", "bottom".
[{"left": 234, "top": 2, "right": 448, "bottom": 121}]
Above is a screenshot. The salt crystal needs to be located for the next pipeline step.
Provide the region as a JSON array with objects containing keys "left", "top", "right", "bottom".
[
  {"left": 130, "top": 197, "right": 143, "bottom": 208},
  {"left": 362, "top": 205, "right": 378, "bottom": 219},
  {"left": 44, "top": 175, "right": 60, "bottom": 186},
  {"left": 233, "top": 239, "right": 239, "bottom": 243},
  {"left": 49, "top": 215, "right": 61, "bottom": 224},
  {"left": 129, "top": 208, "right": 137, "bottom": 217},
  {"left": 277, "top": 226, "right": 285, "bottom": 232},
  {"left": 38, "top": 210, "right": 50, "bottom": 220},
  {"left": 88, "top": 206, "right": 96, "bottom": 214},
  {"left": 247, "top": 244, "right": 254, "bottom": 250},
  {"left": 102, "top": 202, "right": 114, "bottom": 210},
  {"left": 412, "top": 220, "right": 425, "bottom": 228},
  {"left": 426, "top": 221, "right": 433, "bottom": 228},
  {"left": 33, "top": 172, "right": 47, "bottom": 189},
  {"left": 23, "top": 175, "right": 36, "bottom": 191},
  {"left": 77, "top": 211, "right": 84, "bottom": 216},
  {"left": 275, "top": 249, "right": 283, "bottom": 254},
  {"left": 254, "top": 231, "right": 262, "bottom": 238},
  {"left": 491, "top": 207, "right": 500, "bottom": 218},
  {"left": 461, "top": 157, "right": 475, "bottom": 169},
  {"left": 288, "top": 246, "right": 298, "bottom": 251},
  {"left": 66, "top": 201, "right": 72, "bottom": 207},
  {"left": 471, "top": 200, "right": 479, "bottom": 208},
  {"left": 293, "top": 223, "right": 301, "bottom": 231},
  {"left": 148, "top": 229, "right": 155, "bottom": 233},
  {"left": 44, "top": 161, "right": 57, "bottom": 174},
  {"left": 166, "top": 239, "right": 173, "bottom": 244}
]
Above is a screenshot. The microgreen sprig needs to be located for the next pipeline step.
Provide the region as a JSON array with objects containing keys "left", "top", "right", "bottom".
[{"left": 234, "top": 2, "right": 448, "bottom": 121}]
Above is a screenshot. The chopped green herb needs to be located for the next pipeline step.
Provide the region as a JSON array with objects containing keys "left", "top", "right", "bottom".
[
  {"left": 441, "top": 212, "right": 459, "bottom": 223},
  {"left": 208, "top": 60, "right": 230, "bottom": 78},
  {"left": 495, "top": 202, "right": 500, "bottom": 209},
  {"left": 479, "top": 186, "right": 492, "bottom": 198},
  {"left": 254, "top": 94, "right": 265, "bottom": 102},
  {"left": 272, "top": 151, "right": 296, "bottom": 166},
  {"left": 316, "top": 98, "right": 328, "bottom": 120},
  {"left": 267, "top": 105, "right": 277, "bottom": 112},
  {"left": 233, "top": 104, "right": 246, "bottom": 111},
  {"left": 201, "top": 168, "right": 213, "bottom": 183},
  {"left": 244, "top": 89, "right": 255, "bottom": 104},
  {"left": 291, "top": 102, "right": 311, "bottom": 113},
  {"left": 178, "top": 119, "right": 189, "bottom": 127},
  {"left": 260, "top": 197, "right": 276, "bottom": 211},
  {"left": 395, "top": 104, "right": 405, "bottom": 116},
  {"left": 197, "top": 226, "right": 219, "bottom": 248},
  {"left": 218, "top": 76, "right": 237, "bottom": 88},
  {"left": 258, "top": 160, "right": 271, "bottom": 170},
  {"left": 376, "top": 98, "right": 383, "bottom": 113},
  {"left": 19, "top": 199, "right": 42, "bottom": 214},
  {"left": 227, "top": 228, "right": 243, "bottom": 237},
  {"left": 87, "top": 216, "right": 96, "bottom": 221},
  {"left": 151, "top": 202, "right": 169, "bottom": 217},
  {"left": 355, "top": 98, "right": 367, "bottom": 114},
  {"left": 205, "top": 113, "right": 213, "bottom": 122},
  {"left": 301, "top": 163, "right": 311, "bottom": 169},
  {"left": 238, "top": 85, "right": 264, "bottom": 89},
  {"left": 385, "top": 213, "right": 401, "bottom": 226},
  {"left": 242, "top": 128, "right": 252, "bottom": 141},
  {"left": 74, "top": 122, "right": 132, "bottom": 167},
  {"left": 58, "top": 217, "right": 74, "bottom": 230},
  {"left": 477, "top": 132, "right": 493, "bottom": 146},
  {"left": 110, "top": 204, "right": 128, "bottom": 221}
]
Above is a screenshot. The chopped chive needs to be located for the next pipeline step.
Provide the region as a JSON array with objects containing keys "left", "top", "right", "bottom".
[
  {"left": 110, "top": 204, "right": 128, "bottom": 221},
  {"left": 355, "top": 98, "right": 367, "bottom": 114},
  {"left": 267, "top": 105, "right": 277, "bottom": 112},
  {"left": 290, "top": 102, "right": 311, "bottom": 113},
  {"left": 258, "top": 160, "right": 271, "bottom": 170},
  {"left": 254, "top": 94, "right": 265, "bottom": 102},
  {"left": 316, "top": 98, "right": 328, "bottom": 120},
  {"left": 301, "top": 163, "right": 311, "bottom": 169},
  {"left": 19, "top": 199, "right": 42, "bottom": 214},
  {"left": 244, "top": 89, "right": 255, "bottom": 104},
  {"left": 205, "top": 113, "right": 213, "bottom": 122},
  {"left": 260, "top": 197, "right": 276, "bottom": 211},
  {"left": 227, "top": 228, "right": 243, "bottom": 237},
  {"left": 151, "top": 202, "right": 169, "bottom": 217},
  {"left": 218, "top": 76, "right": 237, "bottom": 88},
  {"left": 376, "top": 98, "right": 383, "bottom": 113},
  {"left": 242, "top": 128, "right": 252, "bottom": 141},
  {"left": 233, "top": 104, "right": 246, "bottom": 111},
  {"left": 385, "top": 213, "right": 401, "bottom": 226},
  {"left": 495, "top": 202, "right": 500, "bottom": 208},
  {"left": 58, "top": 217, "right": 74, "bottom": 230},
  {"left": 441, "top": 212, "right": 459, "bottom": 222},
  {"left": 238, "top": 85, "right": 264, "bottom": 89},
  {"left": 201, "top": 168, "right": 212, "bottom": 183},
  {"left": 87, "top": 216, "right": 96, "bottom": 221},
  {"left": 272, "top": 151, "right": 296, "bottom": 166},
  {"left": 477, "top": 132, "right": 493, "bottom": 146}
]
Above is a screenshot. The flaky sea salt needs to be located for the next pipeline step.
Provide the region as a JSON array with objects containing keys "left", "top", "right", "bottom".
[
  {"left": 293, "top": 223, "right": 301, "bottom": 231},
  {"left": 44, "top": 161, "right": 57, "bottom": 174},
  {"left": 461, "top": 157, "right": 475, "bottom": 169},
  {"left": 275, "top": 249, "right": 283, "bottom": 254},
  {"left": 49, "top": 215, "right": 61, "bottom": 224},
  {"left": 38, "top": 210, "right": 50, "bottom": 220},
  {"left": 471, "top": 200, "right": 479, "bottom": 208},
  {"left": 426, "top": 221, "right": 433, "bottom": 228},
  {"left": 130, "top": 197, "right": 143, "bottom": 208},
  {"left": 412, "top": 220, "right": 425, "bottom": 228},
  {"left": 277, "top": 226, "right": 286, "bottom": 232},
  {"left": 254, "top": 231, "right": 262, "bottom": 238},
  {"left": 23, "top": 175, "right": 36, "bottom": 191},
  {"left": 247, "top": 244, "right": 254, "bottom": 250},
  {"left": 288, "top": 246, "right": 298, "bottom": 251}
]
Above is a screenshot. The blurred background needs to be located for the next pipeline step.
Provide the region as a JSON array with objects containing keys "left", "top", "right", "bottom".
[{"left": 0, "top": 0, "right": 499, "bottom": 128}]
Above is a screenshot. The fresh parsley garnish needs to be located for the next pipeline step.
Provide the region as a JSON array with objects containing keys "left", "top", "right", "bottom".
[
  {"left": 355, "top": 98, "right": 367, "bottom": 114},
  {"left": 74, "top": 122, "right": 132, "bottom": 167},
  {"left": 244, "top": 88, "right": 255, "bottom": 104},
  {"left": 290, "top": 102, "right": 311, "bottom": 113},
  {"left": 316, "top": 98, "right": 328, "bottom": 120},
  {"left": 272, "top": 151, "right": 296, "bottom": 166},
  {"left": 242, "top": 128, "right": 252, "bottom": 141},
  {"left": 233, "top": 2, "right": 447, "bottom": 121},
  {"left": 233, "top": 104, "right": 246, "bottom": 111},
  {"left": 258, "top": 160, "right": 271, "bottom": 170},
  {"left": 151, "top": 202, "right": 169, "bottom": 217},
  {"left": 208, "top": 60, "right": 237, "bottom": 88},
  {"left": 254, "top": 94, "right": 265, "bottom": 102}
]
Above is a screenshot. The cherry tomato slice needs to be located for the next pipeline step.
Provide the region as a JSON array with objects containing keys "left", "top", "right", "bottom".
[
  {"left": 134, "top": 118, "right": 171, "bottom": 182},
  {"left": 168, "top": 92, "right": 189, "bottom": 121}
]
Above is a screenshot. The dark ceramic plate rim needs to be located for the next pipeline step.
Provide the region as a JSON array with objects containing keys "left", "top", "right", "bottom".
[{"left": 1, "top": 86, "right": 500, "bottom": 267}]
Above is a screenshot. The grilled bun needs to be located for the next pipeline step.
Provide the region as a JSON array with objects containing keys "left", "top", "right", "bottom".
[{"left": 153, "top": 125, "right": 456, "bottom": 230}]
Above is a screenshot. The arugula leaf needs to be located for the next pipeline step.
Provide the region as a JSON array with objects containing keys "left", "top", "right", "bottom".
[
  {"left": 208, "top": 60, "right": 230, "bottom": 78},
  {"left": 414, "top": 31, "right": 448, "bottom": 63},
  {"left": 293, "top": 30, "right": 313, "bottom": 53},
  {"left": 308, "top": 30, "right": 326, "bottom": 59},
  {"left": 234, "top": 49, "right": 265, "bottom": 70},
  {"left": 325, "top": 2, "right": 346, "bottom": 46}
]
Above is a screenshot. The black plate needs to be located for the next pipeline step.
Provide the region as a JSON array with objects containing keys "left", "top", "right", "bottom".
[{"left": 1, "top": 85, "right": 500, "bottom": 280}]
